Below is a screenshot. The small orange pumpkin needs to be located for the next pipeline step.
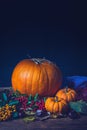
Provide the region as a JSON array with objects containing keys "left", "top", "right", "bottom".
[
  {"left": 11, "top": 58, "right": 62, "bottom": 96},
  {"left": 56, "top": 86, "right": 77, "bottom": 103},
  {"left": 45, "top": 96, "right": 68, "bottom": 114}
]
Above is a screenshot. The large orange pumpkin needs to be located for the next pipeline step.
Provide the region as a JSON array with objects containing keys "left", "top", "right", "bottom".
[{"left": 11, "top": 58, "right": 62, "bottom": 96}]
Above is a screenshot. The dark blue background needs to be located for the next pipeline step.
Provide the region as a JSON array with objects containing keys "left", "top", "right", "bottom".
[{"left": 0, "top": 1, "right": 87, "bottom": 87}]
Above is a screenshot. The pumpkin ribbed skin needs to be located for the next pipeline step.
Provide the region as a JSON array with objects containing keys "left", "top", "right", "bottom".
[
  {"left": 45, "top": 96, "right": 68, "bottom": 113},
  {"left": 56, "top": 87, "right": 77, "bottom": 103},
  {"left": 11, "top": 58, "right": 62, "bottom": 96}
]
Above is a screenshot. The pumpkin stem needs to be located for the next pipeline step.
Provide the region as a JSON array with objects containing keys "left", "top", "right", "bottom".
[
  {"left": 65, "top": 86, "right": 68, "bottom": 93},
  {"left": 32, "top": 58, "right": 46, "bottom": 64},
  {"left": 32, "top": 58, "right": 55, "bottom": 65},
  {"left": 32, "top": 58, "right": 41, "bottom": 64},
  {"left": 54, "top": 96, "right": 59, "bottom": 102}
]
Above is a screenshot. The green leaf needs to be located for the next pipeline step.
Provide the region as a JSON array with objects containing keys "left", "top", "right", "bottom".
[
  {"left": 69, "top": 100, "right": 87, "bottom": 114},
  {"left": 23, "top": 116, "right": 36, "bottom": 123},
  {"left": 34, "top": 93, "right": 39, "bottom": 102}
]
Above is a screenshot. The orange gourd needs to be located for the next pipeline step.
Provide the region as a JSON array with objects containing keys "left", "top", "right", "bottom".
[
  {"left": 11, "top": 58, "right": 62, "bottom": 96},
  {"left": 56, "top": 87, "right": 77, "bottom": 103},
  {"left": 45, "top": 96, "right": 68, "bottom": 114}
]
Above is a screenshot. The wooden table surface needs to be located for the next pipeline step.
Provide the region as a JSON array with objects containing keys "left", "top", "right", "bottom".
[{"left": 0, "top": 115, "right": 87, "bottom": 130}]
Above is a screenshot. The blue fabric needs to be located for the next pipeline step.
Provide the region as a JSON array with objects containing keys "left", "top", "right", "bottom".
[{"left": 63, "top": 76, "right": 87, "bottom": 89}]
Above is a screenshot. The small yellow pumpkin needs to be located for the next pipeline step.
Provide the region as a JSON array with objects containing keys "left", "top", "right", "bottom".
[
  {"left": 56, "top": 86, "right": 77, "bottom": 103},
  {"left": 45, "top": 96, "right": 68, "bottom": 114}
]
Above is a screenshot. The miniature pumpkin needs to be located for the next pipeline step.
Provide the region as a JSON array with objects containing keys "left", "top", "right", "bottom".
[
  {"left": 45, "top": 96, "right": 68, "bottom": 114},
  {"left": 11, "top": 58, "right": 62, "bottom": 96},
  {"left": 56, "top": 87, "right": 77, "bottom": 103}
]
